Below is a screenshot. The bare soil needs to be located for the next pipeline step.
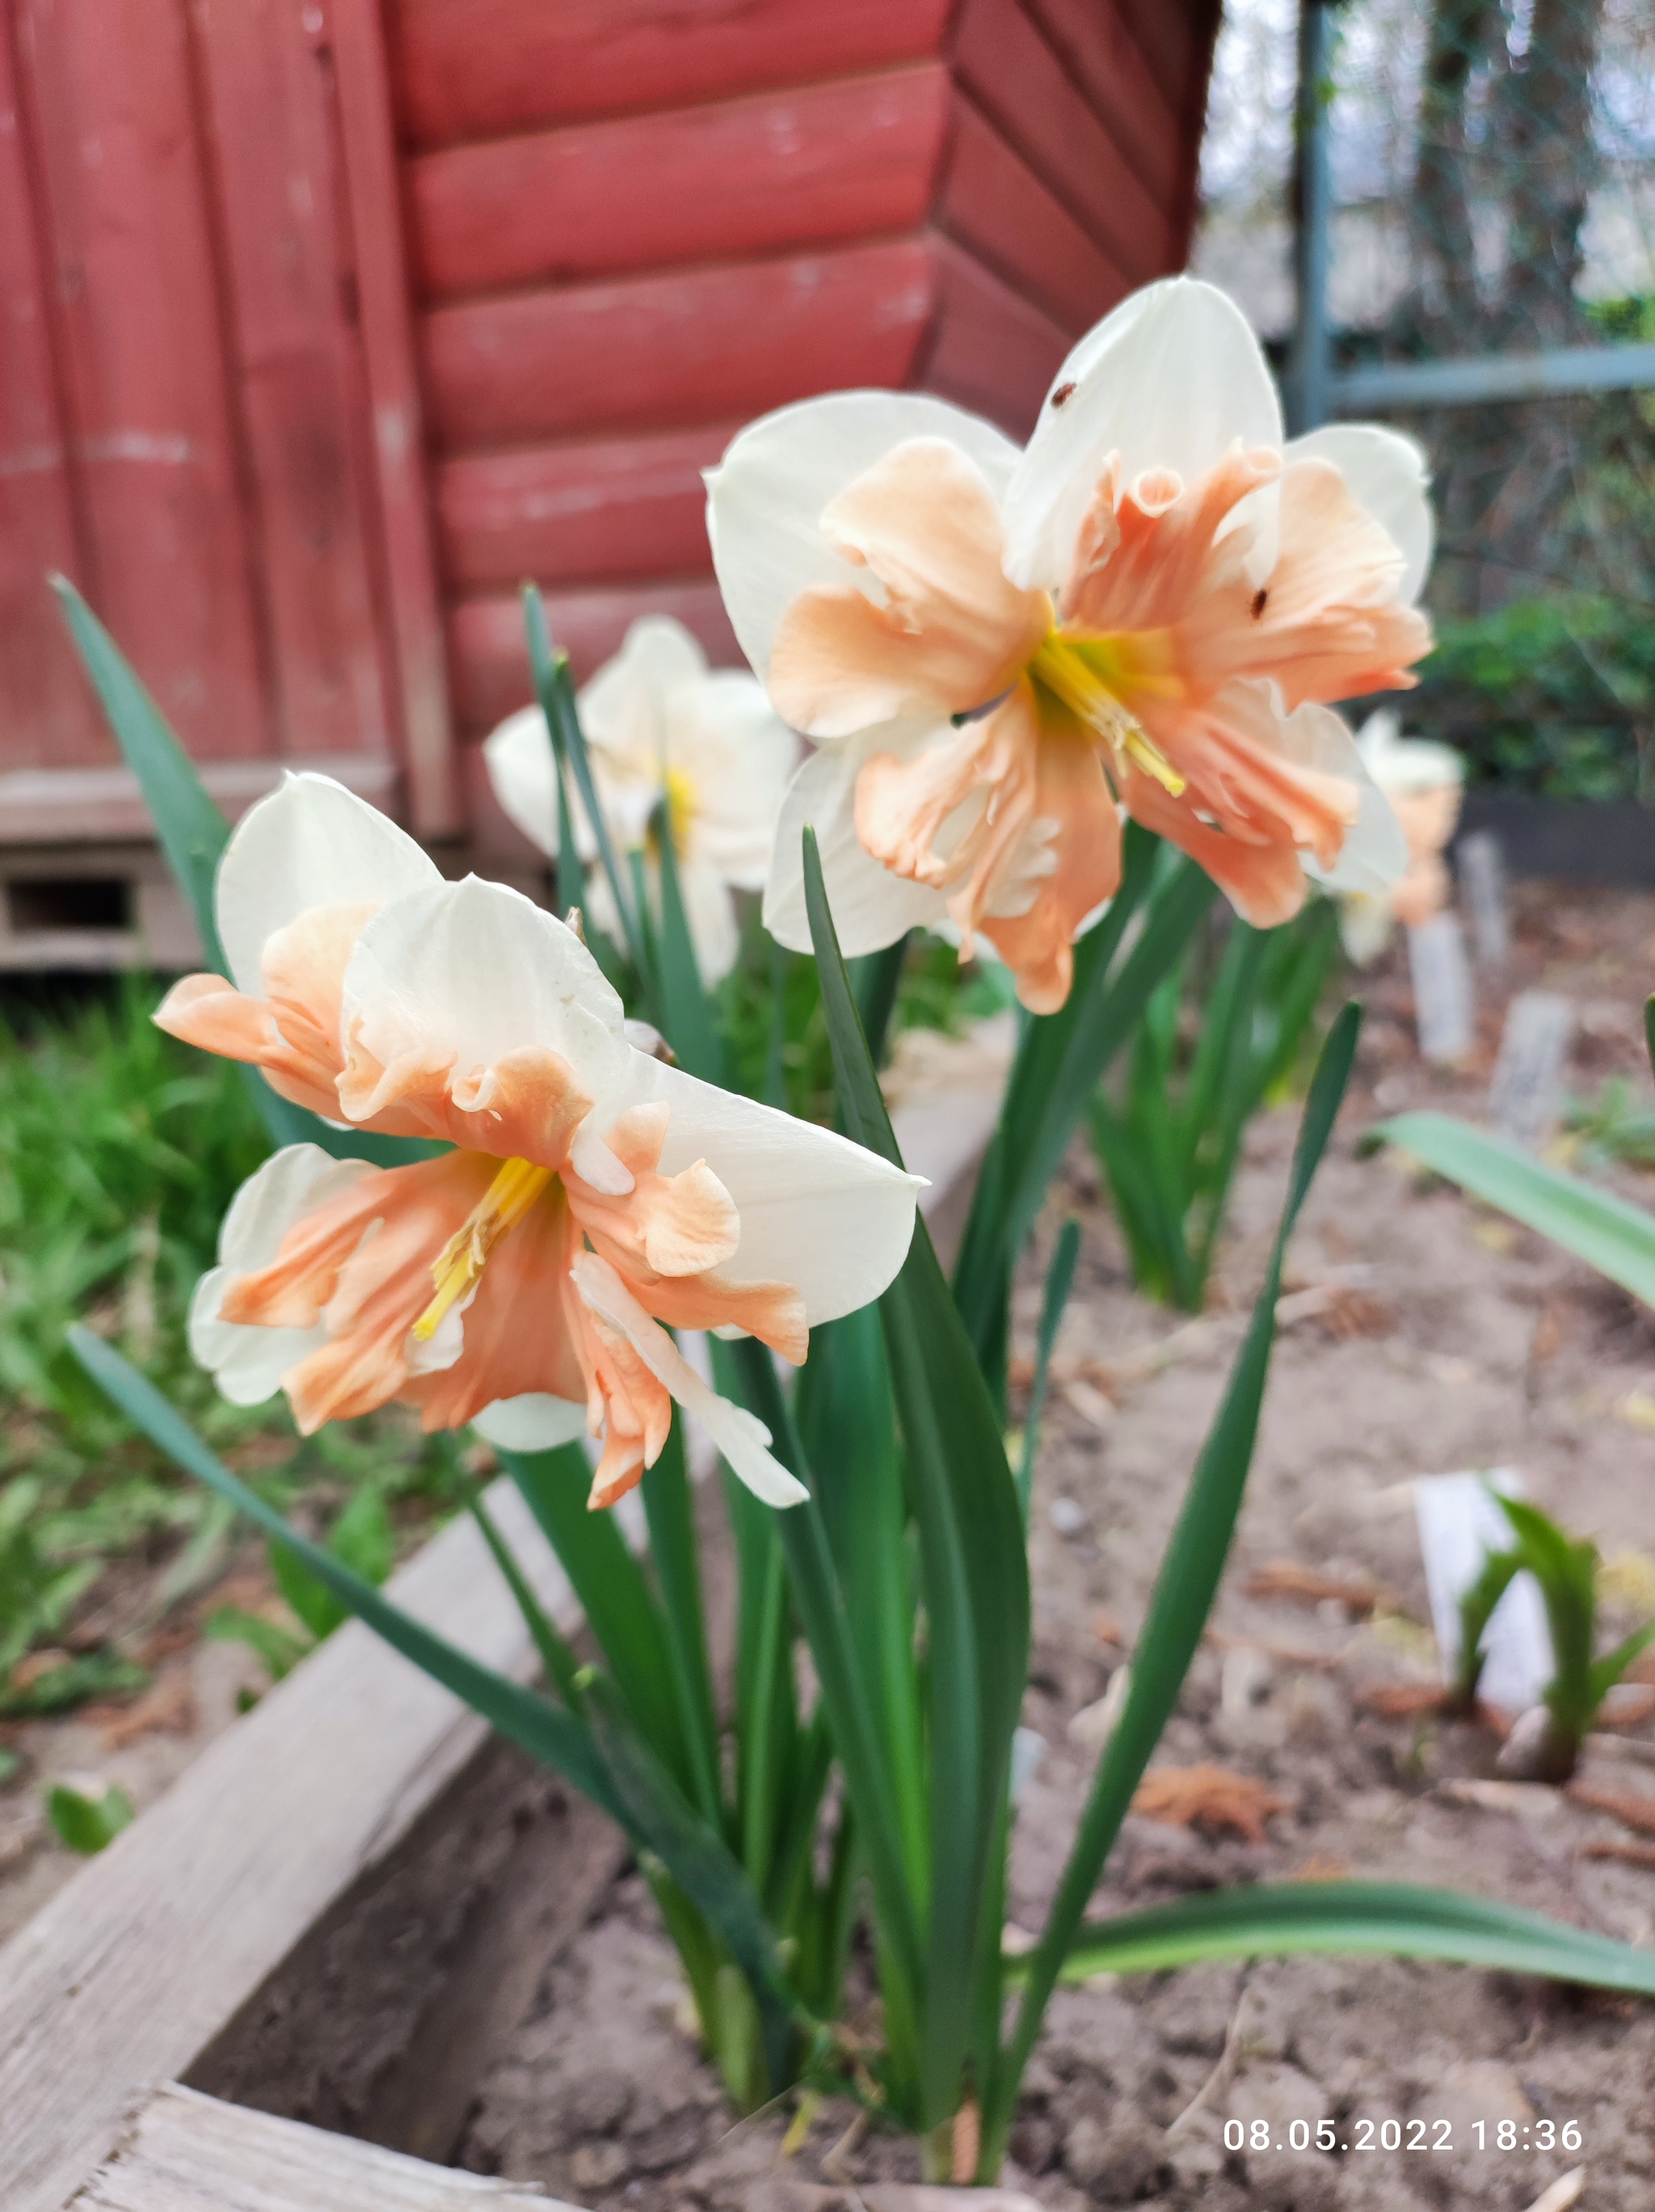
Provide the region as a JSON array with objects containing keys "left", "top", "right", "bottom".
[{"left": 15, "top": 879, "right": 1655, "bottom": 2206}]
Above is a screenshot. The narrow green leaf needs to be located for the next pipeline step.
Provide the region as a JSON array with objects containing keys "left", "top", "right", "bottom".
[
  {"left": 1371, "top": 1111, "right": 1655, "bottom": 1308},
  {"left": 802, "top": 827, "right": 1030, "bottom": 2130},
  {"left": 499, "top": 1442, "right": 692, "bottom": 1794},
  {"left": 1018, "top": 1218, "right": 1081, "bottom": 1522},
  {"left": 465, "top": 1486, "right": 584, "bottom": 1710},
  {"left": 851, "top": 933, "right": 910, "bottom": 1071},
  {"left": 204, "top": 1605, "right": 312, "bottom": 1682},
  {"left": 723, "top": 1334, "right": 927, "bottom": 2027},
  {"left": 523, "top": 587, "right": 642, "bottom": 968},
  {"left": 990, "top": 1003, "right": 1362, "bottom": 2157},
  {"left": 1031, "top": 1881, "right": 1655, "bottom": 1997},
  {"left": 640, "top": 1420, "right": 724, "bottom": 1830},
  {"left": 580, "top": 1668, "right": 800, "bottom": 2094},
  {"left": 652, "top": 799, "right": 728, "bottom": 1085},
  {"left": 68, "top": 1328, "right": 625, "bottom": 1820}
]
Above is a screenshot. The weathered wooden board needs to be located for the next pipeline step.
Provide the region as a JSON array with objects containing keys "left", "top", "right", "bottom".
[
  {"left": 73, "top": 2082, "right": 564, "bottom": 2211},
  {"left": 421, "top": 241, "right": 937, "bottom": 450},
  {"left": 448, "top": 579, "right": 735, "bottom": 735},
  {"left": 410, "top": 67, "right": 949, "bottom": 303},
  {"left": 1021, "top": 0, "right": 1184, "bottom": 209},
  {"left": 940, "top": 98, "right": 1127, "bottom": 334},
  {"left": 330, "top": 0, "right": 459, "bottom": 836},
  {"left": 437, "top": 425, "right": 736, "bottom": 596},
  {"left": 390, "top": 0, "right": 954, "bottom": 152},
  {"left": 191, "top": 0, "right": 393, "bottom": 764},
  {"left": 0, "top": 751, "right": 400, "bottom": 845},
  {"left": 0, "top": 6, "right": 101, "bottom": 770},
  {"left": 14, "top": 0, "right": 270, "bottom": 761},
  {"left": 951, "top": 0, "right": 1174, "bottom": 282},
  {"left": 0, "top": 1479, "right": 575, "bottom": 2212}
]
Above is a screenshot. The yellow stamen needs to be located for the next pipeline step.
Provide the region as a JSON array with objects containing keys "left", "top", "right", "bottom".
[
  {"left": 412, "top": 1156, "right": 555, "bottom": 1342},
  {"left": 646, "top": 765, "right": 698, "bottom": 857},
  {"left": 1029, "top": 632, "right": 1187, "bottom": 798}
]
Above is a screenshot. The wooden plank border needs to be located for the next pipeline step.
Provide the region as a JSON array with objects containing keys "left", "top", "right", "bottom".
[{"left": 0, "top": 1100, "right": 1006, "bottom": 2212}]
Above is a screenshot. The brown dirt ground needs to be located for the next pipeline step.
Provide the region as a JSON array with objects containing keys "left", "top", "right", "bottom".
[{"left": 20, "top": 879, "right": 1655, "bottom": 2207}]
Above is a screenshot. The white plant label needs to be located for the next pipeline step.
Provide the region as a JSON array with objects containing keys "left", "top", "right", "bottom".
[
  {"left": 1413, "top": 1470, "right": 1553, "bottom": 1715},
  {"left": 1489, "top": 990, "right": 1574, "bottom": 1152},
  {"left": 1457, "top": 828, "right": 1510, "bottom": 971},
  {"left": 1408, "top": 912, "right": 1476, "bottom": 1064}
]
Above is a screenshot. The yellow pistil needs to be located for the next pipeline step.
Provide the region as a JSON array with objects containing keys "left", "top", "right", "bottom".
[
  {"left": 654, "top": 765, "right": 697, "bottom": 854},
  {"left": 1029, "top": 631, "right": 1187, "bottom": 797},
  {"left": 412, "top": 1155, "right": 555, "bottom": 1342}
]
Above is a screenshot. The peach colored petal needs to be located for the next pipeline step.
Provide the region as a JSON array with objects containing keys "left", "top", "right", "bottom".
[
  {"left": 565, "top": 1102, "right": 741, "bottom": 1278},
  {"left": 981, "top": 717, "right": 1123, "bottom": 1013},
  {"left": 1063, "top": 441, "right": 1278, "bottom": 640},
  {"left": 338, "top": 1037, "right": 595, "bottom": 1166},
  {"left": 1140, "top": 683, "right": 1360, "bottom": 873},
  {"left": 1120, "top": 763, "right": 1310, "bottom": 929},
  {"left": 154, "top": 972, "right": 344, "bottom": 1121},
  {"left": 853, "top": 685, "right": 1042, "bottom": 952},
  {"left": 1391, "top": 852, "right": 1451, "bottom": 929},
  {"left": 769, "top": 439, "right": 1051, "bottom": 737}
]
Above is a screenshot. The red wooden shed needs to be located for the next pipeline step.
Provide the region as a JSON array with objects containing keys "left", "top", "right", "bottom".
[{"left": 0, "top": 0, "right": 1219, "bottom": 966}]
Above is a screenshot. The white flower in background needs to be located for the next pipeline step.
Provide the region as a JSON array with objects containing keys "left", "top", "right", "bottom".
[
  {"left": 1338, "top": 709, "right": 1467, "bottom": 963},
  {"left": 155, "top": 774, "right": 920, "bottom": 1510},
  {"left": 706, "top": 276, "right": 1428, "bottom": 1013},
  {"left": 484, "top": 617, "right": 796, "bottom": 984}
]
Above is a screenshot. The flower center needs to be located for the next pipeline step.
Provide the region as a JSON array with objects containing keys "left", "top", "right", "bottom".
[
  {"left": 412, "top": 1154, "right": 556, "bottom": 1342},
  {"left": 1027, "top": 631, "right": 1186, "bottom": 797},
  {"left": 644, "top": 765, "right": 698, "bottom": 858}
]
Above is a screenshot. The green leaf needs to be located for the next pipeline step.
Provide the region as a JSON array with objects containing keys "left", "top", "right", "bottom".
[
  {"left": 803, "top": 826, "right": 1030, "bottom": 2130},
  {"left": 465, "top": 1485, "right": 584, "bottom": 1710},
  {"left": 523, "top": 587, "right": 642, "bottom": 969},
  {"left": 0, "top": 1748, "right": 20, "bottom": 1789},
  {"left": 851, "top": 935, "right": 910, "bottom": 1072},
  {"left": 46, "top": 1780, "right": 134, "bottom": 1856},
  {"left": 990, "top": 1001, "right": 1362, "bottom": 2159},
  {"left": 53, "top": 577, "right": 438, "bottom": 1173},
  {"left": 652, "top": 799, "right": 728, "bottom": 1086},
  {"left": 67, "top": 1327, "right": 625, "bottom": 1821},
  {"left": 1454, "top": 1546, "right": 1522, "bottom": 1709},
  {"left": 1018, "top": 1218, "right": 1081, "bottom": 1522},
  {"left": 579, "top": 1667, "right": 800, "bottom": 2095},
  {"left": 1371, "top": 1112, "right": 1655, "bottom": 1307},
  {"left": 496, "top": 1442, "right": 692, "bottom": 1794},
  {"left": 0, "top": 1650, "right": 149, "bottom": 1719},
  {"left": 640, "top": 1419, "right": 724, "bottom": 1830},
  {"left": 204, "top": 1604, "right": 313, "bottom": 1683},
  {"left": 1033, "top": 1881, "right": 1655, "bottom": 1997}
]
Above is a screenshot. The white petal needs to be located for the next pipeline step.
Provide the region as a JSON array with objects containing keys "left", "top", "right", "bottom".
[
  {"left": 762, "top": 734, "right": 949, "bottom": 957},
  {"left": 1004, "top": 276, "right": 1283, "bottom": 595},
  {"left": 482, "top": 706, "right": 560, "bottom": 859},
  {"left": 676, "top": 857, "right": 741, "bottom": 985},
  {"left": 342, "top": 876, "right": 631, "bottom": 1108},
  {"left": 471, "top": 1393, "right": 590, "bottom": 1452},
  {"left": 1287, "top": 423, "right": 1434, "bottom": 604},
  {"left": 190, "top": 1145, "right": 377, "bottom": 1405},
  {"left": 216, "top": 773, "right": 441, "bottom": 996},
  {"left": 706, "top": 390, "right": 1025, "bottom": 692},
  {"left": 675, "top": 672, "right": 798, "bottom": 891},
  {"left": 593, "top": 1057, "right": 921, "bottom": 1327},
  {"left": 571, "top": 1253, "right": 807, "bottom": 1507},
  {"left": 1354, "top": 706, "right": 1465, "bottom": 796},
  {"left": 579, "top": 616, "right": 710, "bottom": 781},
  {"left": 1276, "top": 697, "right": 1411, "bottom": 895}
]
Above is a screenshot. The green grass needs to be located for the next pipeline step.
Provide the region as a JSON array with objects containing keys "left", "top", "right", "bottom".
[{"left": 0, "top": 981, "right": 450, "bottom": 1713}]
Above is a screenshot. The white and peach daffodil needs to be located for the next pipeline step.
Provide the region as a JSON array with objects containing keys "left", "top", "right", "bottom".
[
  {"left": 1337, "top": 708, "right": 1467, "bottom": 964},
  {"left": 483, "top": 617, "right": 795, "bottom": 984},
  {"left": 155, "top": 775, "right": 920, "bottom": 1510},
  {"left": 708, "top": 276, "right": 1429, "bottom": 1013}
]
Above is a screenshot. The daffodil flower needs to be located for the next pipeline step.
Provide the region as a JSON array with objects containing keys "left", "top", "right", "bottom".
[
  {"left": 484, "top": 617, "right": 795, "bottom": 984},
  {"left": 708, "top": 276, "right": 1429, "bottom": 1012},
  {"left": 1337, "top": 708, "right": 1467, "bottom": 963},
  {"left": 156, "top": 775, "right": 919, "bottom": 1509}
]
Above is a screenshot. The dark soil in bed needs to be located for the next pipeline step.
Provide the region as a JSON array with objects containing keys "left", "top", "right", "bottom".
[{"left": 185, "top": 881, "right": 1655, "bottom": 2206}]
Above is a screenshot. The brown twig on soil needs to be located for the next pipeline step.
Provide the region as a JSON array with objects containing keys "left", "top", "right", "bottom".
[
  {"left": 1244, "top": 1561, "right": 1379, "bottom": 1614},
  {"left": 1208, "top": 1628, "right": 1346, "bottom": 1672},
  {"left": 1358, "top": 1681, "right": 1447, "bottom": 1717},
  {"left": 1579, "top": 1837, "right": 1655, "bottom": 1869}
]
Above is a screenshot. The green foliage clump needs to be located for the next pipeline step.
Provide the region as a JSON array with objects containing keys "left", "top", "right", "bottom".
[{"left": 1410, "top": 592, "right": 1655, "bottom": 803}]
